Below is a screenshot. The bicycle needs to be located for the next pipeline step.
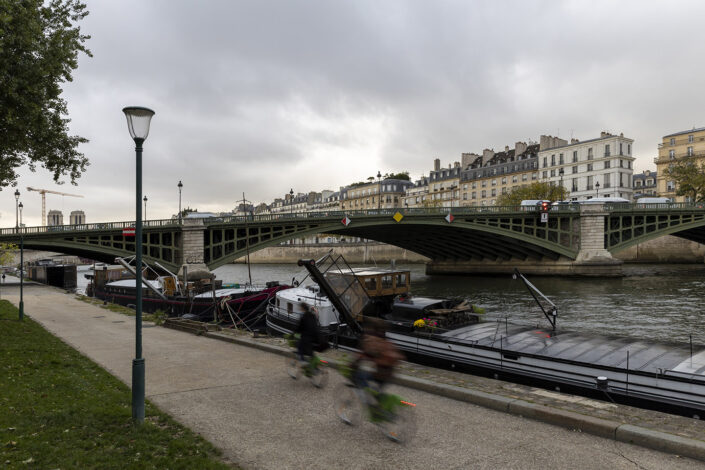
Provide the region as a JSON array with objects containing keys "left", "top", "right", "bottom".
[
  {"left": 333, "top": 364, "right": 417, "bottom": 443},
  {"left": 284, "top": 334, "right": 329, "bottom": 388}
]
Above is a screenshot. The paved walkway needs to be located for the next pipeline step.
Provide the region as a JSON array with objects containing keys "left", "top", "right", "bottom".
[{"left": 4, "top": 284, "right": 705, "bottom": 470}]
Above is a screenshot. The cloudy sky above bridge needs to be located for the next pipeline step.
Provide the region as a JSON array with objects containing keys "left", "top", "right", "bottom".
[{"left": 3, "top": 0, "right": 705, "bottom": 226}]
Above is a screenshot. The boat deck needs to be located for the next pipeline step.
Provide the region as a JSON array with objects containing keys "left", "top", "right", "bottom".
[{"left": 440, "top": 323, "right": 704, "bottom": 376}]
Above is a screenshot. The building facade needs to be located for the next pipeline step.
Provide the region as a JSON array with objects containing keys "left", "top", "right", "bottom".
[
  {"left": 538, "top": 132, "right": 635, "bottom": 201},
  {"left": 655, "top": 127, "right": 705, "bottom": 202},
  {"left": 47, "top": 210, "right": 63, "bottom": 226},
  {"left": 69, "top": 210, "right": 85, "bottom": 225},
  {"left": 459, "top": 142, "right": 540, "bottom": 206},
  {"left": 632, "top": 170, "right": 657, "bottom": 199},
  {"left": 340, "top": 179, "right": 413, "bottom": 211}
]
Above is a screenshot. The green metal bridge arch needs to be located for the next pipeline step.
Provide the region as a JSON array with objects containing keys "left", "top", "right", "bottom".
[
  {"left": 202, "top": 209, "right": 581, "bottom": 270},
  {"left": 606, "top": 207, "right": 705, "bottom": 253}
]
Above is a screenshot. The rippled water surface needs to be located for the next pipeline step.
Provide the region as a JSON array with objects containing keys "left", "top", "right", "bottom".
[{"left": 79, "top": 262, "right": 705, "bottom": 344}]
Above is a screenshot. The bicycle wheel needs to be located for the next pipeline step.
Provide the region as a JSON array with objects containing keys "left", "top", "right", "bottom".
[
  {"left": 311, "top": 365, "right": 329, "bottom": 388},
  {"left": 333, "top": 383, "right": 363, "bottom": 426},
  {"left": 380, "top": 404, "right": 417, "bottom": 443},
  {"left": 285, "top": 357, "right": 300, "bottom": 380}
]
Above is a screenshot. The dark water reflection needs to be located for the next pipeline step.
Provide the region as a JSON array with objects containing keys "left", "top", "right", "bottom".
[{"left": 213, "top": 263, "right": 705, "bottom": 345}]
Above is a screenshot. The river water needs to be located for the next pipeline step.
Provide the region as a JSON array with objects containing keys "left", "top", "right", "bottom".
[{"left": 76, "top": 262, "right": 705, "bottom": 345}]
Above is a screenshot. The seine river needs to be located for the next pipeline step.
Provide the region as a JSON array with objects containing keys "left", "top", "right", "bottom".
[{"left": 78, "top": 262, "right": 705, "bottom": 345}]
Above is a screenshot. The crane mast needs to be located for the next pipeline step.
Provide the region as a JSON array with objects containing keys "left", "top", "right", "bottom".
[{"left": 26, "top": 187, "right": 84, "bottom": 225}]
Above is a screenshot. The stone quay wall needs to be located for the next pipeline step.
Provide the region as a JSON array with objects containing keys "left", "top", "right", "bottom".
[
  {"left": 234, "top": 243, "right": 430, "bottom": 264},
  {"left": 235, "top": 236, "right": 703, "bottom": 266}
]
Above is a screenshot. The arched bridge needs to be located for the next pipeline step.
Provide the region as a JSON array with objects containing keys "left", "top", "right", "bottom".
[{"left": 1, "top": 204, "right": 704, "bottom": 275}]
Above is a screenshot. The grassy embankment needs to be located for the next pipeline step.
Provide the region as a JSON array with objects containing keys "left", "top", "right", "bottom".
[{"left": 0, "top": 300, "right": 232, "bottom": 469}]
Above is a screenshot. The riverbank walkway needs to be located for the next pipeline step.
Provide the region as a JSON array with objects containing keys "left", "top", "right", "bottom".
[{"left": 3, "top": 281, "right": 705, "bottom": 469}]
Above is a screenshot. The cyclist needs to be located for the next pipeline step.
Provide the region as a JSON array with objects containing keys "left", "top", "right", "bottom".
[
  {"left": 295, "top": 304, "right": 319, "bottom": 364},
  {"left": 352, "top": 317, "right": 403, "bottom": 393}
]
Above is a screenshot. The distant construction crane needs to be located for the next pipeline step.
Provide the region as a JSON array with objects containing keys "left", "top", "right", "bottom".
[{"left": 26, "top": 187, "right": 84, "bottom": 225}]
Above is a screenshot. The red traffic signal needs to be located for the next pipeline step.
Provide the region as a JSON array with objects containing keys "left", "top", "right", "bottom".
[{"left": 540, "top": 201, "right": 550, "bottom": 212}]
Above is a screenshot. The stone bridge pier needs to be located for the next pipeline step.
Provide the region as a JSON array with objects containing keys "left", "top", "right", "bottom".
[
  {"left": 177, "top": 218, "right": 210, "bottom": 279},
  {"left": 427, "top": 203, "right": 624, "bottom": 277}
]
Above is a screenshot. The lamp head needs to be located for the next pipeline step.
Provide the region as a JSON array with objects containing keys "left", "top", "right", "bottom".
[
  {"left": 18, "top": 202, "right": 23, "bottom": 208},
  {"left": 290, "top": 188, "right": 294, "bottom": 196},
  {"left": 178, "top": 180, "right": 183, "bottom": 189},
  {"left": 14, "top": 189, "right": 20, "bottom": 200},
  {"left": 122, "top": 106, "right": 155, "bottom": 142},
  {"left": 143, "top": 196, "right": 148, "bottom": 202},
  {"left": 595, "top": 181, "right": 600, "bottom": 188},
  {"left": 559, "top": 168, "right": 564, "bottom": 176},
  {"left": 377, "top": 171, "right": 382, "bottom": 179}
]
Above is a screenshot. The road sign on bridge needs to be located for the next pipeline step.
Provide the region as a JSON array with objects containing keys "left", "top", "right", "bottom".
[{"left": 122, "top": 227, "right": 135, "bottom": 237}]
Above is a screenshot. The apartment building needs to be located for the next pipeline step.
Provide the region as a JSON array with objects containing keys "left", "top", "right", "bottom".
[
  {"left": 340, "top": 179, "right": 413, "bottom": 211},
  {"left": 655, "top": 127, "right": 705, "bottom": 202},
  {"left": 632, "top": 170, "right": 657, "bottom": 199},
  {"left": 538, "top": 132, "right": 635, "bottom": 201},
  {"left": 459, "top": 143, "right": 540, "bottom": 206}
]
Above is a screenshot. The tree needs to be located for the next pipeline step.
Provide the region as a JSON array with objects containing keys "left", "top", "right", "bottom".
[
  {"left": 495, "top": 182, "right": 568, "bottom": 206},
  {"left": 1, "top": 243, "right": 16, "bottom": 266},
  {"left": 384, "top": 172, "right": 410, "bottom": 181},
  {"left": 663, "top": 156, "right": 705, "bottom": 202},
  {"left": 0, "top": 0, "right": 92, "bottom": 189}
]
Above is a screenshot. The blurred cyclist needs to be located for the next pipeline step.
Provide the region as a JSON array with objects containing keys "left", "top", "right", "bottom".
[
  {"left": 295, "top": 304, "right": 319, "bottom": 363},
  {"left": 352, "top": 317, "right": 403, "bottom": 392}
]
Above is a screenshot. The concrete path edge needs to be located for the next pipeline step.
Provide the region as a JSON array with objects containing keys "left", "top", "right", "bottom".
[{"left": 202, "top": 329, "right": 705, "bottom": 462}]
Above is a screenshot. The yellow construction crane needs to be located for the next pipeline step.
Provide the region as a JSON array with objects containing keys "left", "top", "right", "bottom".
[{"left": 26, "top": 187, "right": 84, "bottom": 224}]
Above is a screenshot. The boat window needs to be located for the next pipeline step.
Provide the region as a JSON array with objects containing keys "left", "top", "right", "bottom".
[
  {"left": 365, "top": 277, "right": 377, "bottom": 291},
  {"left": 381, "top": 275, "right": 393, "bottom": 289},
  {"left": 395, "top": 273, "right": 407, "bottom": 288},
  {"left": 287, "top": 302, "right": 293, "bottom": 314}
]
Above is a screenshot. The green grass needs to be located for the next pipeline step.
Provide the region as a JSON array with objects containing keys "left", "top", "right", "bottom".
[{"left": 0, "top": 300, "right": 233, "bottom": 469}]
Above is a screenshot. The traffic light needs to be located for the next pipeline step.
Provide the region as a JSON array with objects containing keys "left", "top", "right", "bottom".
[{"left": 540, "top": 201, "right": 550, "bottom": 212}]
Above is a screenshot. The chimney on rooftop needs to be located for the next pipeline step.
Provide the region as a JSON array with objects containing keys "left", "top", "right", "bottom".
[
  {"left": 515, "top": 141, "right": 527, "bottom": 155},
  {"left": 434, "top": 158, "right": 441, "bottom": 171}
]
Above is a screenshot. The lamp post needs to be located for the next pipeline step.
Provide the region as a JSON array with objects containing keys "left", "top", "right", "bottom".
[
  {"left": 13, "top": 190, "right": 24, "bottom": 320},
  {"left": 14, "top": 189, "right": 19, "bottom": 230},
  {"left": 18, "top": 202, "right": 23, "bottom": 227},
  {"left": 595, "top": 180, "right": 600, "bottom": 198},
  {"left": 558, "top": 168, "right": 564, "bottom": 200},
  {"left": 377, "top": 171, "right": 382, "bottom": 210},
  {"left": 143, "top": 196, "right": 148, "bottom": 221},
  {"left": 177, "top": 181, "right": 183, "bottom": 224},
  {"left": 122, "top": 105, "right": 155, "bottom": 423},
  {"left": 289, "top": 188, "right": 294, "bottom": 216}
]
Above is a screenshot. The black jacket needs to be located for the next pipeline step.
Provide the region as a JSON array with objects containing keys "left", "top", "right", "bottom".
[{"left": 295, "top": 310, "right": 318, "bottom": 356}]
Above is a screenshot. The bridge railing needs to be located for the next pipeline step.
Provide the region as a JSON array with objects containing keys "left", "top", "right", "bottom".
[
  {"left": 604, "top": 202, "right": 705, "bottom": 211},
  {"left": 0, "top": 218, "right": 179, "bottom": 236}
]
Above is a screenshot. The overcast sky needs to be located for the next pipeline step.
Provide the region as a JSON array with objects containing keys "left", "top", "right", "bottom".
[{"left": 3, "top": 0, "right": 705, "bottom": 227}]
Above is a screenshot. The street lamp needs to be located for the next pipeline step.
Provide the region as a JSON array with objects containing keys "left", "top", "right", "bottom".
[
  {"left": 143, "top": 196, "right": 148, "bottom": 221},
  {"left": 289, "top": 188, "right": 294, "bottom": 216},
  {"left": 377, "top": 171, "right": 382, "bottom": 210},
  {"left": 558, "top": 168, "right": 564, "bottom": 200},
  {"left": 177, "top": 181, "right": 183, "bottom": 224},
  {"left": 122, "top": 105, "right": 155, "bottom": 423},
  {"left": 18, "top": 202, "right": 23, "bottom": 227},
  {"left": 14, "top": 189, "right": 19, "bottom": 230},
  {"left": 595, "top": 180, "right": 600, "bottom": 198},
  {"left": 12, "top": 190, "right": 24, "bottom": 321}
]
